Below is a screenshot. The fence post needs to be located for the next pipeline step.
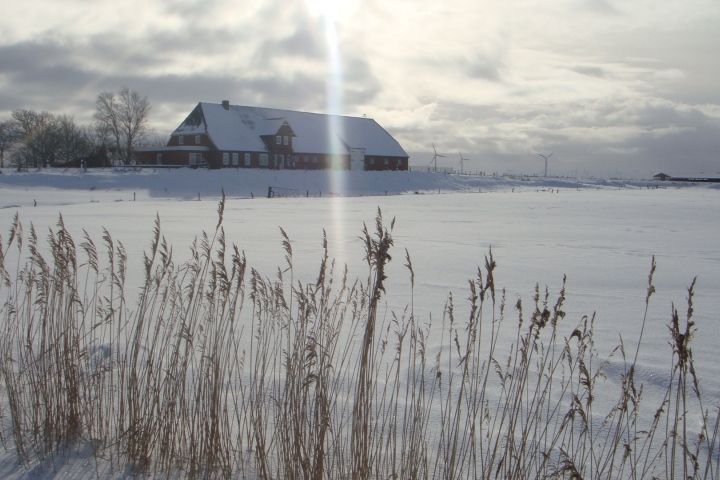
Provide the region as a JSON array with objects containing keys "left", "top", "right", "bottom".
[{"left": 268, "top": 186, "right": 273, "bottom": 198}]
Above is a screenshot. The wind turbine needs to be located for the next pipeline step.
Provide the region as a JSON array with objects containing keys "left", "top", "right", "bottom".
[
  {"left": 430, "top": 144, "right": 446, "bottom": 172},
  {"left": 458, "top": 152, "right": 470, "bottom": 174},
  {"left": 538, "top": 153, "right": 553, "bottom": 177}
]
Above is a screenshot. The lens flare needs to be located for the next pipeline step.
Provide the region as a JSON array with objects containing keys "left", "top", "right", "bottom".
[
  {"left": 304, "top": 0, "right": 359, "bottom": 264},
  {"left": 322, "top": 17, "right": 348, "bottom": 266}
]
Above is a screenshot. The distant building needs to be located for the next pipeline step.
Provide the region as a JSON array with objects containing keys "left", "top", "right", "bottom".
[
  {"left": 653, "top": 173, "right": 672, "bottom": 181},
  {"left": 136, "top": 101, "right": 408, "bottom": 171}
]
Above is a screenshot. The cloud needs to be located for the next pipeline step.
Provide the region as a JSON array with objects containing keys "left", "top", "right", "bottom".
[
  {"left": 581, "top": 0, "right": 621, "bottom": 15},
  {"left": 390, "top": 95, "right": 720, "bottom": 177},
  {"left": 461, "top": 52, "right": 503, "bottom": 81},
  {"left": 571, "top": 66, "right": 606, "bottom": 78}
]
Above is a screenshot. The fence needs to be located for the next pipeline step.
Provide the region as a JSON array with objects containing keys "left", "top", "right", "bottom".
[
  {"left": 268, "top": 186, "right": 301, "bottom": 198},
  {"left": 408, "top": 166, "right": 455, "bottom": 174}
]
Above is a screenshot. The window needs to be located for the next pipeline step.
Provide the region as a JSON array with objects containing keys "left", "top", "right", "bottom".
[
  {"left": 294, "top": 155, "right": 299, "bottom": 162},
  {"left": 384, "top": 158, "right": 389, "bottom": 164},
  {"left": 283, "top": 136, "right": 288, "bottom": 145},
  {"left": 223, "top": 153, "right": 229, "bottom": 166},
  {"left": 276, "top": 136, "right": 281, "bottom": 145},
  {"left": 179, "top": 136, "right": 184, "bottom": 145},
  {"left": 369, "top": 158, "right": 375, "bottom": 164},
  {"left": 260, "top": 154, "right": 268, "bottom": 165},
  {"left": 189, "top": 153, "right": 203, "bottom": 165},
  {"left": 156, "top": 154, "right": 162, "bottom": 164},
  {"left": 312, "top": 156, "right": 317, "bottom": 163},
  {"left": 244, "top": 153, "right": 251, "bottom": 166},
  {"left": 303, "top": 156, "right": 308, "bottom": 162},
  {"left": 279, "top": 154, "right": 284, "bottom": 163},
  {"left": 195, "top": 135, "right": 201, "bottom": 145},
  {"left": 398, "top": 159, "right": 403, "bottom": 166},
  {"left": 232, "top": 153, "right": 238, "bottom": 166}
]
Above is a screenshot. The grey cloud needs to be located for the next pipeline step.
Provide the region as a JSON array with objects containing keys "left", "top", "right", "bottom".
[
  {"left": 430, "top": 103, "right": 511, "bottom": 122},
  {"left": 0, "top": 38, "right": 165, "bottom": 84},
  {"left": 461, "top": 53, "right": 503, "bottom": 81},
  {"left": 572, "top": 66, "right": 605, "bottom": 78},
  {"left": 0, "top": 41, "right": 67, "bottom": 73},
  {"left": 634, "top": 103, "right": 708, "bottom": 129},
  {"left": 618, "top": 107, "right": 720, "bottom": 174},
  {"left": 393, "top": 97, "right": 720, "bottom": 177},
  {"left": 16, "top": 64, "right": 93, "bottom": 92},
  {"left": 341, "top": 56, "right": 381, "bottom": 106},
  {"left": 140, "top": 28, "right": 245, "bottom": 59},
  {"left": 598, "top": 21, "right": 720, "bottom": 105},
  {"left": 522, "top": 103, "right": 720, "bottom": 176},
  {"left": 160, "top": 0, "right": 222, "bottom": 17},
  {"left": 253, "top": 25, "right": 325, "bottom": 67},
  {"left": 0, "top": 39, "right": 330, "bottom": 129},
  {"left": 581, "top": 0, "right": 621, "bottom": 15},
  {"left": 100, "top": 73, "right": 328, "bottom": 127},
  {"left": 276, "top": 28, "right": 325, "bottom": 59},
  {"left": 0, "top": 41, "right": 100, "bottom": 113}
]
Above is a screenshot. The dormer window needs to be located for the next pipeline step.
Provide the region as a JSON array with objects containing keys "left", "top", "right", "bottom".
[
  {"left": 276, "top": 136, "right": 281, "bottom": 145},
  {"left": 283, "top": 136, "right": 288, "bottom": 145},
  {"left": 179, "top": 136, "right": 184, "bottom": 145},
  {"left": 195, "top": 135, "right": 201, "bottom": 145}
]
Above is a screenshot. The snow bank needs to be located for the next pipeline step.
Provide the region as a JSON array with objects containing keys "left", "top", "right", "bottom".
[{"left": 0, "top": 167, "right": 698, "bottom": 208}]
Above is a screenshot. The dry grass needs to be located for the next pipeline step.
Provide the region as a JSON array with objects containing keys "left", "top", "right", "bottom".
[{"left": 0, "top": 195, "right": 717, "bottom": 479}]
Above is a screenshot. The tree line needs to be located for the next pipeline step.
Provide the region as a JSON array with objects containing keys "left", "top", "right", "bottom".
[{"left": 0, "top": 87, "right": 157, "bottom": 170}]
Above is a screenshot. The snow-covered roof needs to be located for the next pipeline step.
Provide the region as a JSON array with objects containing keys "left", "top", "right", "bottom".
[{"left": 171, "top": 103, "right": 408, "bottom": 157}]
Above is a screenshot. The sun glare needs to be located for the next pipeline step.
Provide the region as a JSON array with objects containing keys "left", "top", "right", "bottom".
[{"left": 304, "top": 0, "right": 356, "bottom": 20}]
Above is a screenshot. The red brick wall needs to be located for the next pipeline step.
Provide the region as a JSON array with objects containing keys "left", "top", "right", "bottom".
[
  {"left": 364, "top": 156, "right": 408, "bottom": 171},
  {"left": 138, "top": 149, "right": 408, "bottom": 172},
  {"left": 136, "top": 150, "right": 206, "bottom": 166},
  {"left": 168, "top": 134, "right": 213, "bottom": 148}
]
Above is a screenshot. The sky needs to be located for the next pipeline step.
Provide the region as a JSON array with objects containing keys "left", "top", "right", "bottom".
[{"left": 1, "top": 0, "right": 719, "bottom": 177}]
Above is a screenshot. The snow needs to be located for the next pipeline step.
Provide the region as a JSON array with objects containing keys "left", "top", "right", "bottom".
[
  {"left": 0, "top": 166, "right": 683, "bottom": 204},
  {"left": 0, "top": 167, "right": 718, "bottom": 478}
]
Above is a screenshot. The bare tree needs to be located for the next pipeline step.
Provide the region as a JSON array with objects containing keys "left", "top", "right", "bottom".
[
  {"left": 0, "top": 119, "right": 19, "bottom": 168},
  {"left": 55, "top": 115, "right": 93, "bottom": 167},
  {"left": 94, "top": 87, "right": 151, "bottom": 165},
  {"left": 82, "top": 123, "right": 112, "bottom": 168},
  {"left": 141, "top": 131, "right": 168, "bottom": 148},
  {"left": 10, "top": 110, "right": 61, "bottom": 169}
]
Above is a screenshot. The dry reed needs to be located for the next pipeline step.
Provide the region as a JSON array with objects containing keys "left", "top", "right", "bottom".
[{"left": 0, "top": 197, "right": 716, "bottom": 479}]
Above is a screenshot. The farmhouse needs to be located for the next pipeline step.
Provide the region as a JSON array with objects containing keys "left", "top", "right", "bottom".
[{"left": 136, "top": 101, "right": 409, "bottom": 171}]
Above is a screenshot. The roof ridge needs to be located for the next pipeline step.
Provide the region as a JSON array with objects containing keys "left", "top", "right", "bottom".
[{"left": 198, "top": 102, "right": 374, "bottom": 121}]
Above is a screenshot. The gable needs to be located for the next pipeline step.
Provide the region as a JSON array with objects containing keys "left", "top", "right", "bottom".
[{"left": 173, "top": 104, "right": 207, "bottom": 136}]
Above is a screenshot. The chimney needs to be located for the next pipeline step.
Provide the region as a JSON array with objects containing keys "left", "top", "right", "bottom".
[{"left": 222, "top": 100, "right": 230, "bottom": 110}]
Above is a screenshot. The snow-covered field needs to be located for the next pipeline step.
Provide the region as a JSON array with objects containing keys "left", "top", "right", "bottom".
[{"left": 0, "top": 168, "right": 718, "bottom": 478}]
